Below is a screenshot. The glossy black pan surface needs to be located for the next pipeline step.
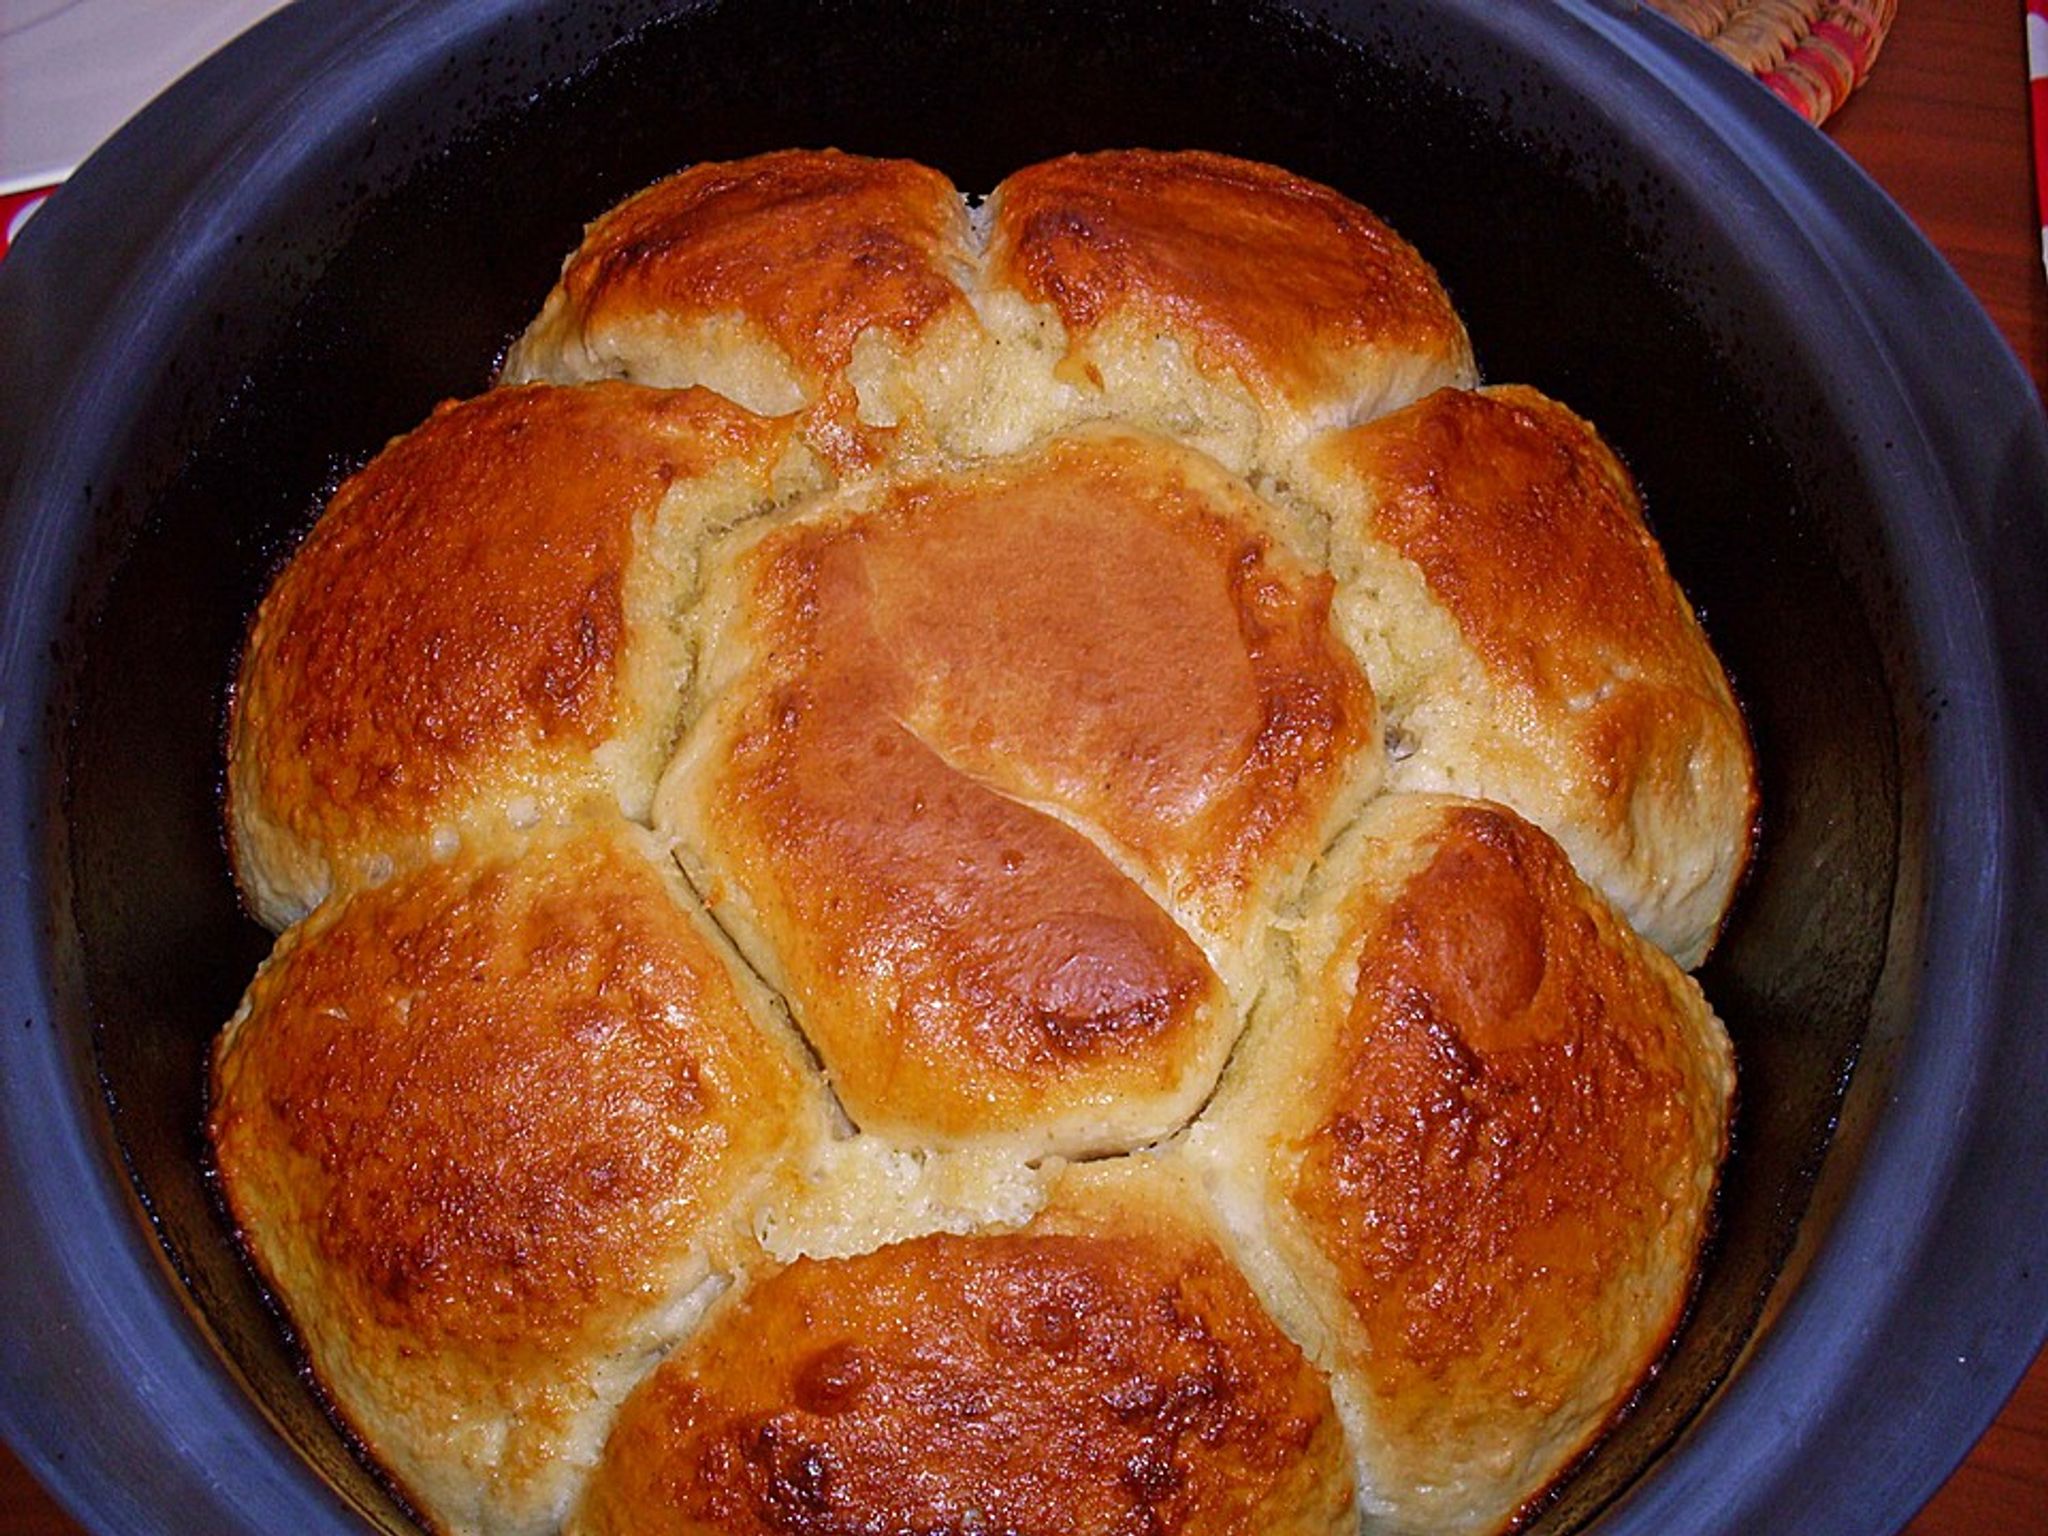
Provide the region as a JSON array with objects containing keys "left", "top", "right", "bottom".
[{"left": 2, "top": 1, "right": 2045, "bottom": 1531}]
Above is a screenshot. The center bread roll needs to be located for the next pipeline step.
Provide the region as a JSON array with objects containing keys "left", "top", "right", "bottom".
[
  {"left": 213, "top": 147, "right": 1755, "bottom": 1536},
  {"left": 658, "top": 425, "right": 1379, "bottom": 1157}
]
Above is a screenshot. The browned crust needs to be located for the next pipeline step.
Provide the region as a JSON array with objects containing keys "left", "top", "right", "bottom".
[
  {"left": 576, "top": 1222, "right": 1350, "bottom": 1534},
  {"left": 231, "top": 382, "right": 793, "bottom": 866},
  {"left": 547, "top": 149, "right": 977, "bottom": 465},
  {"left": 852, "top": 433, "right": 1375, "bottom": 919},
  {"left": 686, "top": 432, "right": 1373, "bottom": 1143},
  {"left": 1293, "top": 803, "right": 1728, "bottom": 1435},
  {"left": 699, "top": 510, "right": 1223, "bottom": 1139},
  {"left": 209, "top": 827, "right": 806, "bottom": 1359},
  {"left": 719, "top": 654, "right": 1217, "bottom": 1106},
  {"left": 1360, "top": 388, "right": 1677, "bottom": 688},
  {"left": 990, "top": 149, "right": 1470, "bottom": 408},
  {"left": 1338, "top": 385, "right": 1754, "bottom": 845}
]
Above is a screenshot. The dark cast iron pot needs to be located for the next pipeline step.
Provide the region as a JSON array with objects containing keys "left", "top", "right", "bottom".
[{"left": 4, "top": 1, "right": 2046, "bottom": 1531}]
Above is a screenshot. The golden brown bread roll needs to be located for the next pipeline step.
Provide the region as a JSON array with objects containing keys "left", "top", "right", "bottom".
[
  {"left": 209, "top": 822, "right": 825, "bottom": 1536},
  {"left": 657, "top": 424, "right": 1377, "bottom": 1156},
  {"left": 502, "top": 149, "right": 990, "bottom": 471},
  {"left": 1188, "top": 794, "right": 1734, "bottom": 1534},
  {"left": 570, "top": 1161, "right": 1357, "bottom": 1536},
  {"left": 227, "top": 381, "right": 823, "bottom": 930},
  {"left": 983, "top": 149, "right": 1479, "bottom": 473},
  {"left": 213, "top": 148, "right": 1754, "bottom": 1536},
  {"left": 1299, "top": 385, "right": 1755, "bottom": 967}
]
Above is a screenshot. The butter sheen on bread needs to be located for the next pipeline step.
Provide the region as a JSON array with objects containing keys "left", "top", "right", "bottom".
[{"left": 214, "top": 148, "right": 1752, "bottom": 1536}]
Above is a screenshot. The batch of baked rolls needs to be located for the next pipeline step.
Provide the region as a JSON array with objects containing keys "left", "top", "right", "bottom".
[{"left": 210, "top": 148, "right": 1755, "bottom": 1536}]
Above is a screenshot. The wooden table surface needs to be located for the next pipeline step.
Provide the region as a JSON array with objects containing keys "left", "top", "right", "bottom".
[{"left": 4, "top": 0, "right": 2046, "bottom": 1531}]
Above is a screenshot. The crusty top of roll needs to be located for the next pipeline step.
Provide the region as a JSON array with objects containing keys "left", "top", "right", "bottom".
[
  {"left": 1305, "top": 385, "right": 1755, "bottom": 967},
  {"left": 228, "top": 382, "right": 818, "bottom": 930},
  {"left": 986, "top": 150, "right": 1477, "bottom": 463},
  {"left": 210, "top": 823, "right": 822, "bottom": 1536},
  {"left": 658, "top": 426, "right": 1377, "bottom": 1155},
  {"left": 571, "top": 1161, "right": 1356, "bottom": 1536},
  {"left": 505, "top": 147, "right": 1476, "bottom": 475},
  {"left": 216, "top": 148, "right": 1754, "bottom": 1536},
  {"left": 1191, "top": 794, "right": 1734, "bottom": 1535},
  {"left": 503, "top": 150, "right": 985, "bottom": 470}
]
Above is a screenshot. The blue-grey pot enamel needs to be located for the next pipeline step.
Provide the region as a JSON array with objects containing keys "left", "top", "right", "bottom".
[{"left": 3, "top": 1, "right": 2044, "bottom": 1530}]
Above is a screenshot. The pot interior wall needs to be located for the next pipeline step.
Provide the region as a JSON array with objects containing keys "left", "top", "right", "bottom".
[{"left": 59, "top": 1, "right": 1904, "bottom": 1528}]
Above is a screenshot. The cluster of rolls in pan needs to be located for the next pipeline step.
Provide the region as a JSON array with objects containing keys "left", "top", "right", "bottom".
[{"left": 211, "top": 148, "right": 1754, "bottom": 1536}]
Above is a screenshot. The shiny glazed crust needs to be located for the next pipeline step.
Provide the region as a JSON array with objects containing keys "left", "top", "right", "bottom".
[
  {"left": 1301, "top": 386, "right": 1756, "bottom": 967},
  {"left": 227, "top": 382, "right": 820, "bottom": 930},
  {"left": 213, "top": 149, "right": 1752, "bottom": 1536},
  {"left": 985, "top": 150, "right": 1478, "bottom": 470},
  {"left": 658, "top": 426, "right": 1378, "bottom": 1155},
  {"left": 209, "top": 823, "right": 824, "bottom": 1535},
  {"left": 570, "top": 1162, "right": 1357, "bottom": 1536},
  {"left": 1189, "top": 795, "right": 1734, "bottom": 1533},
  {"left": 503, "top": 149, "right": 988, "bottom": 472}
]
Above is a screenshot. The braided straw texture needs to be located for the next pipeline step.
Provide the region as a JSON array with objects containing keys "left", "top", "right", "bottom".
[{"left": 1646, "top": 0, "right": 1899, "bottom": 122}]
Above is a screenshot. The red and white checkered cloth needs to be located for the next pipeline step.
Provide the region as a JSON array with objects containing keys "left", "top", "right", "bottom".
[{"left": 0, "top": 183, "right": 58, "bottom": 262}]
